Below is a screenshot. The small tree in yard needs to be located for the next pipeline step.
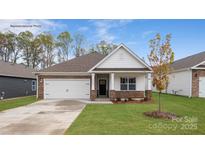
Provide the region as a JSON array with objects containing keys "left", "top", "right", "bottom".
[{"left": 148, "top": 33, "right": 174, "bottom": 113}]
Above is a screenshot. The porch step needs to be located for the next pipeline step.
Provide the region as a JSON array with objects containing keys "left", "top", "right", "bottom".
[
  {"left": 95, "top": 98, "right": 110, "bottom": 101},
  {"left": 79, "top": 99, "right": 112, "bottom": 104}
]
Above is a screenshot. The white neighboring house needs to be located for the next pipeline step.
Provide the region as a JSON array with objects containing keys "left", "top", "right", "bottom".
[
  {"left": 35, "top": 43, "right": 153, "bottom": 101},
  {"left": 153, "top": 51, "right": 205, "bottom": 98}
]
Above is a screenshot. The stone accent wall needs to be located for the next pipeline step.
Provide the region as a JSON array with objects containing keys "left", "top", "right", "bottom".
[
  {"left": 90, "top": 90, "right": 97, "bottom": 101},
  {"left": 109, "top": 90, "right": 116, "bottom": 100},
  {"left": 109, "top": 90, "right": 145, "bottom": 100},
  {"left": 37, "top": 75, "right": 90, "bottom": 100},
  {"left": 145, "top": 90, "right": 152, "bottom": 101},
  {"left": 192, "top": 70, "right": 205, "bottom": 97}
]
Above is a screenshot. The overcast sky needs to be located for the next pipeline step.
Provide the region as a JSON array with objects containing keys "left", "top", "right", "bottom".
[{"left": 0, "top": 19, "right": 205, "bottom": 61}]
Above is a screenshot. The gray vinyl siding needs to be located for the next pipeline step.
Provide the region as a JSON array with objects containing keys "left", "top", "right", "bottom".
[{"left": 0, "top": 76, "right": 36, "bottom": 99}]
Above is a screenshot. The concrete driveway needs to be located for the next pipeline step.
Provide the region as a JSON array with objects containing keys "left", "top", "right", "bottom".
[{"left": 0, "top": 100, "right": 86, "bottom": 135}]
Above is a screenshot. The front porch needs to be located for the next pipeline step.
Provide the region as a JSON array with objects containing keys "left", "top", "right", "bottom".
[{"left": 90, "top": 72, "right": 152, "bottom": 101}]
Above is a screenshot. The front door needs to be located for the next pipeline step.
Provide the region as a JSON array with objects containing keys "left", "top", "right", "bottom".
[{"left": 99, "top": 79, "right": 106, "bottom": 96}]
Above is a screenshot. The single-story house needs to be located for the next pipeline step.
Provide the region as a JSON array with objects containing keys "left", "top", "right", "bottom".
[
  {"left": 165, "top": 51, "right": 205, "bottom": 98},
  {"left": 35, "top": 43, "right": 152, "bottom": 101},
  {"left": 0, "top": 60, "right": 36, "bottom": 99}
]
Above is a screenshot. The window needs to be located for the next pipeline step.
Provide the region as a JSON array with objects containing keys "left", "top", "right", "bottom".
[
  {"left": 120, "top": 78, "right": 128, "bottom": 90},
  {"left": 120, "top": 77, "right": 136, "bottom": 90},
  {"left": 129, "top": 78, "right": 136, "bottom": 90},
  {"left": 32, "top": 80, "right": 36, "bottom": 91}
]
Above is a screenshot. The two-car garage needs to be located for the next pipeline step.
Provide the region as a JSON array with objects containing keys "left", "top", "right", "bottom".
[{"left": 44, "top": 79, "right": 90, "bottom": 99}]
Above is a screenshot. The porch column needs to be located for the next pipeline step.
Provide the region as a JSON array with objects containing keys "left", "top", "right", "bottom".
[
  {"left": 110, "top": 73, "right": 115, "bottom": 90},
  {"left": 145, "top": 73, "right": 152, "bottom": 101},
  {"left": 147, "top": 73, "right": 152, "bottom": 90},
  {"left": 91, "top": 73, "right": 95, "bottom": 90},
  {"left": 91, "top": 73, "right": 97, "bottom": 101},
  {"left": 110, "top": 73, "right": 116, "bottom": 100}
]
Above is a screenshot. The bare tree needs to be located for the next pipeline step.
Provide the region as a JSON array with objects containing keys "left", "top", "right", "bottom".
[
  {"left": 0, "top": 32, "right": 6, "bottom": 61},
  {"left": 0, "top": 31, "right": 19, "bottom": 63},
  {"left": 91, "top": 40, "right": 117, "bottom": 55},
  {"left": 30, "top": 37, "right": 43, "bottom": 69},
  {"left": 38, "top": 32, "right": 56, "bottom": 69},
  {"left": 72, "top": 33, "right": 86, "bottom": 57},
  {"left": 56, "top": 31, "right": 72, "bottom": 62},
  {"left": 18, "top": 31, "right": 33, "bottom": 67}
]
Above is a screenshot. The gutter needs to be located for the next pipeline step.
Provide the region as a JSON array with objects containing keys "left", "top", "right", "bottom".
[
  {"left": 90, "top": 70, "right": 152, "bottom": 73},
  {"left": 170, "top": 68, "right": 191, "bottom": 73},
  {"left": 33, "top": 72, "right": 90, "bottom": 76},
  {"left": 0, "top": 74, "right": 36, "bottom": 79}
]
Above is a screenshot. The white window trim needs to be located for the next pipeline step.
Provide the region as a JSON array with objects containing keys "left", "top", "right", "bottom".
[
  {"left": 120, "top": 77, "right": 136, "bottom": 91},
  {"left": 32, "top": 80, "right": 36, "bottom": 91}
]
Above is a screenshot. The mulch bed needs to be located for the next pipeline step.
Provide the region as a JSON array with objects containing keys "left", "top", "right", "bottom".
[{"left": 144, "top": 111, "right": 177, "bottom": 120}]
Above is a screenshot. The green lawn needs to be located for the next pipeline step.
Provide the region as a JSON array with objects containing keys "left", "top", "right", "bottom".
[
  {"left": 65, "top": 93, "right": 205, "bottom": 135},
  {"left": 0, "top": 96, "right": 36, "bottom": 111}
]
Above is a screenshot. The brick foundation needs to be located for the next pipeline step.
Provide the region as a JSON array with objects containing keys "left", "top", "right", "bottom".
[
  {"left": 145, "top": 90, "right": 152, "bottom": 101},
  {"left": 109, "top": 90, "right": 145, "bottom": 100},
  {"left": 109, "top": 90, "right": 116, "bottom": 100},
  {"left": 90, "top": 90, "right": 97, "bottom": 101},
  {"left": 192, "top": 70, "right": 205, "bottom": 97}
]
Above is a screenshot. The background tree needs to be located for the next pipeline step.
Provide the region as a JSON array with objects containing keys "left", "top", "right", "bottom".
[
  {"left": 18, "top": 31, "right": 33, "bottom": 67},
  {"left": 0, "top": 31, "right": 18, "bottom": 63},
  {"left": 30, "top": 36, "right": 43, "bottom": 69},
  {"left": 88, "top": 44, "right": 97, "bottom": 53},
  {"left": 94, "top": 40, "right": 117, "bottom": 55},
  {"left": 56, "top": 31, "right": 72, "bottom": 62},
  {"left": 148, "top": 33, "right": 174, "bottom": 112},
  {"left": 10, "top": 33, "right": 20, "bottom": 63},
  {"left": 0, "top": 32, "right": 7, "bottom": 61},
  {"left": 72, "top": 33, "right": 86, "bottom": 57},
  {"left": 5, "top": 31, "right": 18, "bottom": 63},
  {"left": 38, "top": 32, "right": 56, "bottom": 69},
  {"left": 0, "top": 30, "right": 89, "bottom": 69}
]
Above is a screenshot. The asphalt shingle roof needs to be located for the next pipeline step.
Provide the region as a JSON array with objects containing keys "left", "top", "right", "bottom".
[
  {"left": 40, "top": 52, "right": 106, "bottom": 72},
  {"left": 171, "top": 51, "right": 205, "bottom": 70},
  {"left": 0, "top": 60, "right": 36, "bottom": 79}
]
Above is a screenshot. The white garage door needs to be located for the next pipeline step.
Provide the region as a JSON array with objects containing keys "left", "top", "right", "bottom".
[
  {"left": 44, "top": 79, "right": 90, "bottom": 99},
  {"left": 199, "top": 77, "right": 205, "bottom": 98}
]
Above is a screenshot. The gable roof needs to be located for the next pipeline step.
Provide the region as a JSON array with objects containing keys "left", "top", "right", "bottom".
[
  {"left": 39, "top": 52, "right": 105, "bottom": 73},
  {"left": 0, "top": 60, "right": 36, "bottom": 79},
  {"left": 171, "top": 51, "right": 205, "bottom": 71},
  {"left": 89, "top": 43, "right": 152, "bottom": 72}
]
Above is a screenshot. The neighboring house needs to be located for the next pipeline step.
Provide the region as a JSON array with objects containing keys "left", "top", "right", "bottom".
[
  {"left": 165, "top": 51, "right": 205, "bottom": 98},
  {"left": 35, "top": 43, "right": 152, "bottom": 101},
  {"left": 0, "top": 61, "right": 36, "bottom": 99}
]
